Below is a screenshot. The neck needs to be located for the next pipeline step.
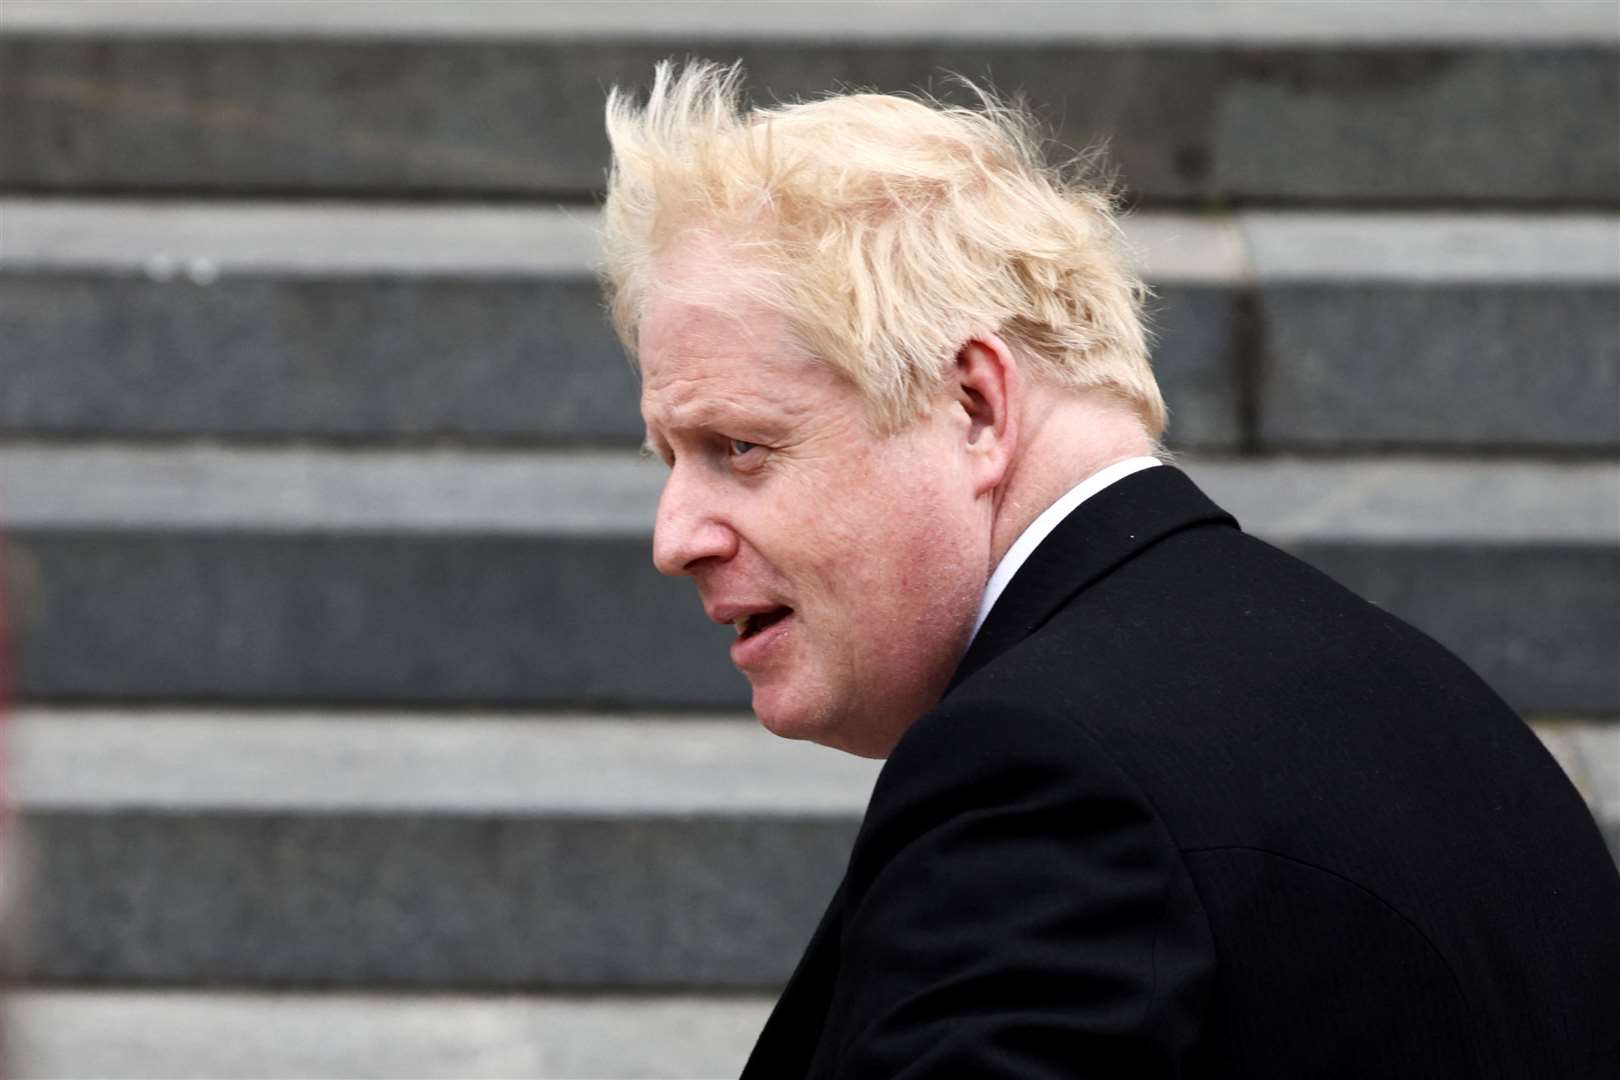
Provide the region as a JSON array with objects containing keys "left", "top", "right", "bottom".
[{"left": 987, "top": 389, "right": 1156, "bottom": 570}]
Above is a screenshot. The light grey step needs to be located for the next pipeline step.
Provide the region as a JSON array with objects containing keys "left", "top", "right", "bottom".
[
  {"left": 9, "top": 708, "right": 879, "bottom": 987},
  {"left": 6, "top": 988, "right": 772, "bottom": 1079},
  {"left": 0, "top": 26, "right": 1612, "bottom": 204},
  {"left": 1535, "top": 719, "right": 1620, "bottom": 863},
  {"left": 14, "top": 709, "right": 880, "bottom": 815},
  {"left": 6, "top": 1, "right": 1614, "bottom": 44},
  {"left": 2, "top": 448, "right": 1615, "bottom": 713},
  {"left": 6, "top": 710, "right": 1614, "bottom": 990},
  {"left": 3, "top": 204, "right": 1615, "bottom": 450},
  {"left": 6, "top": 447, "right": 1617, "bottom": 540},
  {"left": 13, "top": 204, "right": 1612, "bottom": 281}
]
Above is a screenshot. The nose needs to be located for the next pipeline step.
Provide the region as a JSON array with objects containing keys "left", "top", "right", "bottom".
[{"left": 652, "top": 464, "right": 738, "bottom": 576}]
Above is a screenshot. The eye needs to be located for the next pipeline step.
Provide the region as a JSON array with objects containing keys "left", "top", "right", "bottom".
[{"left": 724, "top": 438, "right": 769, "bottom": 471}]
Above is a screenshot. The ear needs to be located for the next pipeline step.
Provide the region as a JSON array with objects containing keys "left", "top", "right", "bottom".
[{"left": 953, "top": 333, "right": 1019, "bottom": 498}]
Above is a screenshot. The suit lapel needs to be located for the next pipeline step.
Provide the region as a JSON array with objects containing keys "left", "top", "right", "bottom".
[{"left": 949, "top": 466, "right": 1237, "bottom": 693}]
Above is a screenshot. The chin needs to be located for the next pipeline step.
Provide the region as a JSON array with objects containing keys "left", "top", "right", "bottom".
[
  {"left": 753, "top": 687, "right": 901, "bottom": 759},
  {"left": 752, "top": 685, "right": 844, "bottom": 748},
  {"left": 752, "top": 686, "right": 826, "bottom": 743}
]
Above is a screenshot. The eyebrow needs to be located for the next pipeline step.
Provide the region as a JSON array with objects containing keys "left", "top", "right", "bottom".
[{"left": 647, "top": 397, "right": 786, "bottom": 444}]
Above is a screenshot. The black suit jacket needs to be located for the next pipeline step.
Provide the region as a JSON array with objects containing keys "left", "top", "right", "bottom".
[{"left": 742, "top": 466, "right": 1620, "bottom": 1079}]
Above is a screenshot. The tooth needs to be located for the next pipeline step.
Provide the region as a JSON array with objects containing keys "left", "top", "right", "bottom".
[{"left": 734, "top": 616, "right": 750, "bottom": 637}]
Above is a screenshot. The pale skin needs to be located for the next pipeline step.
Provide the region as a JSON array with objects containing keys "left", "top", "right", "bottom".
[{"left": 640, "top": 257, "right": 1155, "bottom": 758}]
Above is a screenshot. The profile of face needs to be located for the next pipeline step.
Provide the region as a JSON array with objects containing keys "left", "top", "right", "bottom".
[{"left": 639, "top": 269, "right": 997, "bottom": 758}]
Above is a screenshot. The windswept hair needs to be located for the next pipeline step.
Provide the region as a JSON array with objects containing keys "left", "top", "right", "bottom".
[{"left": 601, "top": 60, "right": 1164, "bottom": 437}]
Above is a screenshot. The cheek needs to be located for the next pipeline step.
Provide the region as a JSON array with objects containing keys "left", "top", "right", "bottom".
[
  {"left": 833, "top": 480, "right": 978, "bottom": 629},
  {"left": 777, "top": 435, "right": 977, "bottom": 630}
]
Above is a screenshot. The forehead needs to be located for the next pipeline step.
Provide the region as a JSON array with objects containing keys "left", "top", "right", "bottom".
[{"left": 638, "top": 282, "right": 845, "bottom": 433}]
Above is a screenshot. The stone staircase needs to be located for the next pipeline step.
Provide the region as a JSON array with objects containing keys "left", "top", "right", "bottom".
[{"left": 1, "top": 3, "right": 1615, "bottom": 1076}]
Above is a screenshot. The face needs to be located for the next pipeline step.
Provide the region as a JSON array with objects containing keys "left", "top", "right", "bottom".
[{"left": 639, "top": 280, "right": 990, "bottom": 758}]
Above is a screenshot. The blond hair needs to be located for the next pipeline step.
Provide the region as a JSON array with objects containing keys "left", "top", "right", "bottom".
[{"left": 601, "top": 60, "right": 1164, "bottom": 437}]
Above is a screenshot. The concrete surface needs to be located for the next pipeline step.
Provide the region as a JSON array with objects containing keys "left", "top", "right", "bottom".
[
  {"left": 5, "top": 1, "right": 1615, "bottom": 43},
  {"left": 11, "top": 709, "right": 878, "bottom": 815},
  {"left": 2, "top": 40, "right": 1611, "bottom": 202},
  {"left": 3, "top": 451, "right": 1613, "bottom": 712},
  {"left": 4, "top": 447, "right": 1615, "bottom": 540},
  {"left": 10, "top": 203, "right": 1616, "bottom": 283},
  {"left": 5, "top": 205, "right": 1611, "bottom": 448},
  {"left": 5, "top": 989, "right": 771, "bottom": 1079}
]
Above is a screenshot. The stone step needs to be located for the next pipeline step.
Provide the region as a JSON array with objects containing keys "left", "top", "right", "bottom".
[
  {"left": 1535, "top": 719, "right": 1620, "bottom": 863},
  {"left": 0, "top": 3, "right": 1613, "bottom": 205},
  {"left": 5, "top": 708, "right": 1614, "bottom": 990},
  {"left": 8, "top": 1, "right": 1615, "bottom": 44},
  {"left": 3, "top": 202, "right": 1615, "bottom": 451},
  {"left": 6, "top": 988, "right": 772, "bottom": 1080},
  {"left": 8, "top": 707, "right": 880, "bottom": 988},
  {"left": 2, "top": 447, "right": 1615, "bottom": 713}
]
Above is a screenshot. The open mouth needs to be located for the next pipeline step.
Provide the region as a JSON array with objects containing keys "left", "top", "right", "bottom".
[{"left": 735, "top": 607, "right": 793, "bottom": 640}]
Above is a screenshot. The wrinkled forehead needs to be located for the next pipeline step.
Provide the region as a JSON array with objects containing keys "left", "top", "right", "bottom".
[
  {"left": 637, "top": 287, "right": 830, "bottom": 435},
  {"left": 636, "top": 227, "right": 894, "bottom": 437}
]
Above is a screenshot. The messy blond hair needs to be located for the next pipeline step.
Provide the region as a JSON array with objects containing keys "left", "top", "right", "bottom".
[{"left": 601, "top": 60, "right": 1164, "bottom": 437}]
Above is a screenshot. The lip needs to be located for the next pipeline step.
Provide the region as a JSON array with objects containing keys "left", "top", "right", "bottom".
[
  {"left": 729, "top": 610, "right": 793, "bottom": 670},
  {"left": 706, "top": 602, "right": 782, "bottom": 626}
]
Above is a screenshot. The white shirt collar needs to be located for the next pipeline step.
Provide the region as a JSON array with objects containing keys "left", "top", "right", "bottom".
[{"left": 968, "top": 456, "right": 1162, "bottom": 645}]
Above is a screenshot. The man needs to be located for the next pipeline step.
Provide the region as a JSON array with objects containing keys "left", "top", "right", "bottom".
[{"left": 602, "top": 62, "right": 1620, "bottom": 1078}]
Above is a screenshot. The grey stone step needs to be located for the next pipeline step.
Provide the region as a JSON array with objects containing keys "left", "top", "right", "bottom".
[
  {"left": 9, "top": 708, "right": 879, "bottom": 988},
  {"left": 2, "top": 447, "right": 1615, "bottom": 713},
  {"left": 0, "top": 11, "right": 1613, "bottom": 205},
  {"left": 1536, "top": 719, "right": 1620, "bottom": 864},
  {"left": 7, "top": 2, "right": 1614, "bottom": 44},
  {"left": 3, "top": 203, "right": 1615, "bottom": 450},
  {"left": 5, "top": 709, "right": 1614, "bottom": 991},
  {"left": 7, "top": 988, "right": 772, "bottom": 1080}
]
